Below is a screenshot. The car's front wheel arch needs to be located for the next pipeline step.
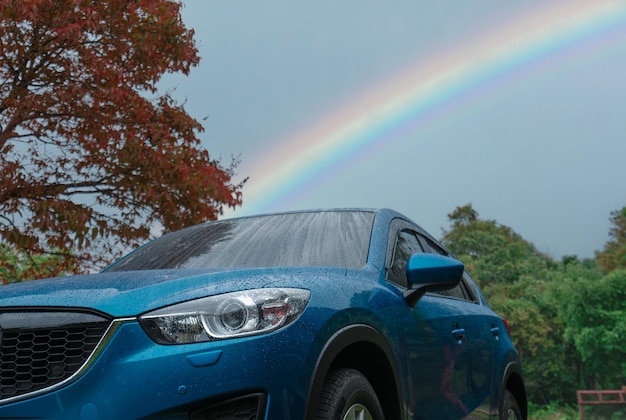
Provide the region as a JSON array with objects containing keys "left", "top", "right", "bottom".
[{"left": 304, "top": 324, "right": 402, "bottom": 420}]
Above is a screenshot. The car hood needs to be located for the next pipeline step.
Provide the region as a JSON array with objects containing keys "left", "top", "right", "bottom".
[{"left": 0, "top": 267, "right": 340, "bottom": 317}]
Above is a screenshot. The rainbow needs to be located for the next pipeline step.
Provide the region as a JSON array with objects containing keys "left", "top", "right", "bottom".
[{"left": 232, "top": 1, "right": 626, "bottom": 216}]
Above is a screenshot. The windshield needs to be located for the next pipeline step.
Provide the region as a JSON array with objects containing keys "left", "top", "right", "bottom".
[{"left": 107, "top": 210, "right": 375, "bottom": 271}]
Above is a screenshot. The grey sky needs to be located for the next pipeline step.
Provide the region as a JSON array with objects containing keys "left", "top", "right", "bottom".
[{"left": 163, "top": 1, "right": 626, "bottom": 259}]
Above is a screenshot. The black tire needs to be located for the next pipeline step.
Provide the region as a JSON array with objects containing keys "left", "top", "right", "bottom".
[
  {"left": 501, "top": 389, "right": 523, "bottom": 420},
  {"left": 316, "top": 368, "right": 385, "bottom": 420}
]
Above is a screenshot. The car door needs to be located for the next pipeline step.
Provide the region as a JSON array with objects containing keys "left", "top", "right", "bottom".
[
  {"left": 386, "top": 223, "right": 472, "bottom": 419},
  {"left": 409, "top": 294, "right": 473, "bottom": 419},
  {"left": 417, "top": 234, "right": 494, "bottom": 418},
  {"left": 459, "top": 271, "right": 498, "bottom": 417}
]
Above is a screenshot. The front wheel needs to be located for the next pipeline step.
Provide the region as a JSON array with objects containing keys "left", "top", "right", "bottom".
[
  {"left": 316, "top": 368, "right": 384, "bottom": 420},
  {"left": 501, "top": 389, "right": 523, "bottom": 420}
]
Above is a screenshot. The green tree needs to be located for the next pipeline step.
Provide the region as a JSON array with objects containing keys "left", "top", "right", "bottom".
[
  {"left": 441, "top": 204, "right": 576, "bottom": 404},
  {"left": 0, "top": 0, "right": 243, "bottom": 278},
  {"left": 596, "top": 206, "right": 626, "bottom": 273},
  {"left": 441, "top": 204, "right": 553, "bottom": 287},
  {"left": 442, "top": 204, "right": 626, "bottom": 405},
  {"left": 0, "top": 244, "right": 70, "bottom": 282},
  {"left": 555, "top": 267, "right": 626, "bottom": 389}
]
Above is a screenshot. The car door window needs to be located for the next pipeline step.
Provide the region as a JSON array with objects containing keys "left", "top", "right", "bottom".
[{"left": 387, "top": 229, "right": 423, "bottom": 288}]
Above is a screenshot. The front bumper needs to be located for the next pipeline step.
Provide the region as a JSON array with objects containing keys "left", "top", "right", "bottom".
[{"left": 0, "top": 319, "right": 313, "bottom": 419}]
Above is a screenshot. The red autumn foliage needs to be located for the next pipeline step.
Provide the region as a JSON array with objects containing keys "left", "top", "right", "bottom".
[{"left": 0, "top": 0, "right": 243, "bottom": 277}]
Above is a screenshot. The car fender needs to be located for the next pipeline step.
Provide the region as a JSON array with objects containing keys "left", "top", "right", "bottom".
[
  {"left": 498, "top": 360, "right": 528, "bottom": 419},
  {"left": 303, "top": 323, "right": 405, "bottom": 420}
]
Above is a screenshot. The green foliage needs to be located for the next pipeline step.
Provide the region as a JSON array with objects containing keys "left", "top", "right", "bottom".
[
  {"left": 554, "top": 267, "right": 626, "bottom": 388},
  {"left": 442, "top": 204, "right": 554, "bottom": 286},
  {"left": 0, "top": 243, "right": 70, "bottom": 282},
  {"left": 441, "top": 203, "right": 626, "bottom": 407},
  {"left": 582, "top": 405, "right": 626, "bottom": 420},
  {"left": 596, "top": 206, "right": 626, "bottom": 273},
  {"left": 487, "top": 272, "right": 581, "bottom": 404},
  {"left": 528, "top": 402, "right": 578, "bottom": 420}
]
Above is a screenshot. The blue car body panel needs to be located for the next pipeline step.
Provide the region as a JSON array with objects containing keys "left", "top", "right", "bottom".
[{"left": 0, "top": 208, "right": 526, "bottom": 419}]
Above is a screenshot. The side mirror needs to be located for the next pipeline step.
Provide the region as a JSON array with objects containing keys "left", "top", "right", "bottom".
[{"left": 403, "top": 254, "right": 464, "bottom": 307}]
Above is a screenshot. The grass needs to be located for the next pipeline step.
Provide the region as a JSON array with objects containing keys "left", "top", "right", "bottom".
[
  {"left": 528, "top": 403, "right": 578, "bottom": 420},
  {"left": 529, "top": 403, "right": 626, "bottom": 419}
]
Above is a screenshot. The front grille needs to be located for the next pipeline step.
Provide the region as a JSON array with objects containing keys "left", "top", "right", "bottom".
[
  {"left": 0, "top": 311, "right": 110, "bottom": 401},
  {"left": 191, "top": 393, "right": 267, "bottom": 420}
]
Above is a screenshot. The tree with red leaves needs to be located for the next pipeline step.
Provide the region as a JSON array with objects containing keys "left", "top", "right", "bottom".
[{"left": 0, "top": 0, "right": 243, "bottom": 279}]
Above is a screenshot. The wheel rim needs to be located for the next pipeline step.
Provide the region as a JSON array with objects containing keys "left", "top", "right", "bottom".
[
  {"left": 505, "top": 408, "right": 518, "bottom": 420},
  {"left": 343, "top": 403, "right": 374, "bottom": 420}
]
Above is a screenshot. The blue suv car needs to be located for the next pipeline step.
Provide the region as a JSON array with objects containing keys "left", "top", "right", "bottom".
[{"left": 0, "top": 209, "right": 526, "bottom": 419}]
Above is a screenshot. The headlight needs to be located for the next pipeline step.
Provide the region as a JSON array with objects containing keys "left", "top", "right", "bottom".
[{"left": 139, "top": 288, "right": 310, "bottom": 344}]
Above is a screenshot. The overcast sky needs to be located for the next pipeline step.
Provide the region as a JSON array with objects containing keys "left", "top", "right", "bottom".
[{"left": 163, "top": 1, "right": 626, "bottom": 259}]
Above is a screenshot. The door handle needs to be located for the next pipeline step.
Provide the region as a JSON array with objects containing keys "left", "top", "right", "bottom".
[
  {"left": 451, "top": 328, "right": 466, "bottom": 345},
  {"left": 491, "top": 326, "right": 500, "bottom": 341}
]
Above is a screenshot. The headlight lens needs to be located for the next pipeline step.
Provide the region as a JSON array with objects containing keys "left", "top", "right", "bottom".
[{"left": 139, "top": 288, "right": 310, "bottom": 344}]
